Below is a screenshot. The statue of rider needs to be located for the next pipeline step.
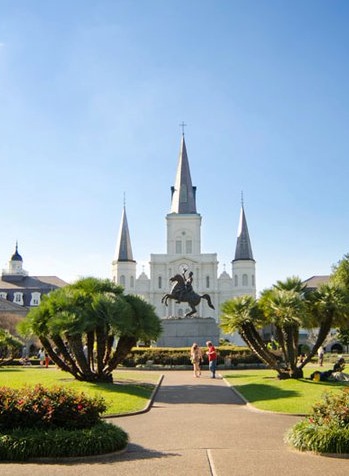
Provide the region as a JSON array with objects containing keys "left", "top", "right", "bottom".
[{"left": 176, "top": 269, "right": 193, "bottom": 303}]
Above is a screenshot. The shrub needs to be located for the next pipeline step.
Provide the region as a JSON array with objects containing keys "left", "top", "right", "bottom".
[
  {"left": 0, "top": 385, "right": 107, "bottom": 430},
  {"left": 286, "top": 388, "right": 349, "bottom": 454},
  {"left": 121, "top": 345, "right": 255, "bottom": 367},
  {"left": 0, "top": 421, "right": 128, "bottom": 461}
]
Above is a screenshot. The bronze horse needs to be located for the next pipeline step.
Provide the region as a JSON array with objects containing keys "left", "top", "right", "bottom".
[{"left": 161, "top": 273, "right": 215, "bottom": 317}]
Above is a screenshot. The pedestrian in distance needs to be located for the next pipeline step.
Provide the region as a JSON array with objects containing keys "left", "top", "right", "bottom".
[
  {"left": 206, "top": 340, "right": 217, "bottom": 378},
  {"left": 38, "top": 348, "right": 45, "bottom": 366},
  {"left": 190, "top": 342, "right": 203, "bottom": 377},
  {"left": 317, "top": 346, "right": 325, "bottom": 366}
]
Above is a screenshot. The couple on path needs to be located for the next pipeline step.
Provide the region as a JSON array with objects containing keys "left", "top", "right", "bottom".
[{"left": 190, "top": 341, "right": 217, "bottom": 378}]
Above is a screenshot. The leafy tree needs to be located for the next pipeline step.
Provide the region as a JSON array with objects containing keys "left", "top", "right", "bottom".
[
  {"left": 221, "top": 276, "right": 349, "bottom": 379},
  {"left": 336, "top": 328, "right": 349, "bottom": 353},
  {"left": 0, "top": 328, "right": 23, "bottom": 366},
  {"left": 18, "top": 277, "right": 162, "bottom": 382},
  {"left": 331, "top": 253, "right": 349, "bottom": 290}
]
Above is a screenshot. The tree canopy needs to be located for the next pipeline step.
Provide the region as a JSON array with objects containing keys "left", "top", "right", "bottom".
[
  {"left": 18, "top": 277, "right": 162, "bottom": 382},
  {"left": 221, "top": 274, "right": 349, "bottom": 379}
]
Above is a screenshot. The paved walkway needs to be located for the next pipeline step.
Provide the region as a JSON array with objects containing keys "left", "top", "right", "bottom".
[{"left": 1, "top": 370, "right": 349, "bottom": 475}]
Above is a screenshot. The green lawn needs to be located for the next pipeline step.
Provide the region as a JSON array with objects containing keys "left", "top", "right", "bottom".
[
  {"left": 222, "top": 367, "right": 348, "bottom": 414},
  {"left": 0, "top": 367, "right": 161, "bottom": 415}
]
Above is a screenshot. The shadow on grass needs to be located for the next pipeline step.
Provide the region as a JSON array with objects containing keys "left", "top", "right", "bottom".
[
  {"left": 0, "top": 367, "right": 24, "bottom": 373},
  {"left": 234, "top": 383, "right": 299, "bottom": 403}
]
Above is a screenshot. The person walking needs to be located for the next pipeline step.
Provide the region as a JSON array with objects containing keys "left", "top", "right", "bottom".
[
  {"left": 190, "top": 343, "right": 203, "bottom": 377},
  {"left": 38, "top": 348, "right": 45, "bottom": 366},
  {"left": 317, "top": 346, "right": 325, "bottom": 366},
  {"left": 206, "top": 341, "right": 217, "bottom": 378}
]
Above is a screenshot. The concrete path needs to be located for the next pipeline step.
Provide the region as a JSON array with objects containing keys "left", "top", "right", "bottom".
[{"left": 1, "top": 370, "right": 348, "bottom": 475}]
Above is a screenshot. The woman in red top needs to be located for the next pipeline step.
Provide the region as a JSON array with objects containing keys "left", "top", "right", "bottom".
[{"left": 206, "top": 341, "right": 217, "bottom": 378}]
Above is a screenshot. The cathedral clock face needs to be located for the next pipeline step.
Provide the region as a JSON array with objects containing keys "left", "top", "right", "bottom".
[{"left": 179, "top": 263, "right": 189, "bottom": 274}]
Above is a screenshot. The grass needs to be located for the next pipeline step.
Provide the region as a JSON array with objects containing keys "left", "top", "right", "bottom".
[
  {"left": 0, "top": 367, "right": 161, "bottom": 415},
  {"left": 222, "top": 366, "right": 348, "bottom": 414}
]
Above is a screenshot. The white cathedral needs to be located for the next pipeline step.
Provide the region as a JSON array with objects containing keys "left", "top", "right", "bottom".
[{"left": 111, "top": 133, "right": 256, "bottom": 340}]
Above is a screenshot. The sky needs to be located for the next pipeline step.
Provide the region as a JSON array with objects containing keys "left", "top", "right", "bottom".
[{"left": 1, "top": 0, "right": 349, "bottom": 295}]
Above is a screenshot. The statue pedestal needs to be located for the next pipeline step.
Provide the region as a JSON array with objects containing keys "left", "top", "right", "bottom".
[{"left": 156, "top": 317, "right": 219, "bottom": 348}]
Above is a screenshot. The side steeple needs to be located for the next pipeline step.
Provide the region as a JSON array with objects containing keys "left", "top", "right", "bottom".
[
  {"left": 234, "top": 203, "right": 254, "bottom": 262},
  {"left": 170, "top": 134, "right": 197, "bottom": 214},
  {"left": 114, "top": 205, "right": 135, "bottom": 262},
  {"left": 111, "top": 204, "right": 136, "bottom": 292},
  {"left": 232, "top": 196, "right": 256, "bottom": 298}
]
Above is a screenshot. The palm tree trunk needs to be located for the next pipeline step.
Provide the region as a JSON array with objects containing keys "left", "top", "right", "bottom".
[
  {"left": 86, "top": 331, "right": 95, "bottom": 371},
  {"left": 240, "top": 323, "right": 281, "bottom": 372},
  {"left": 41, "top": 336, "right": 81, "bottom": 379},
  {"left": 66, "top": 333, "right": 95, "bottom": 380},
  {"left": 95, "top": 325, "right": 107, "bottom": 375},
  {"left": 105, "top": 335, "right": 137, "bottom": 373}
]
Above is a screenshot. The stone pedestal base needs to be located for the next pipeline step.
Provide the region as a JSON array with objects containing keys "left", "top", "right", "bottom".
[{"left": 156, "top": 317, "right": 219, "bottom": 348}]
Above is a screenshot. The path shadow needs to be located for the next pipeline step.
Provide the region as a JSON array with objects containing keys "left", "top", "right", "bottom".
[
  {"left": 4, "top": 445, "right": 179, "bottom": 467},
  {"left": 154, "top": 383, "right": 246, "bottom": 405}
]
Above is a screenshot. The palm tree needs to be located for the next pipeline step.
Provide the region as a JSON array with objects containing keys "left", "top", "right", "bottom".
[
  {"left": 220, "top": 295, "right": 281, "bottom": 373},
  {"left": 258, "top": 277, "right": 307, "bottom": 378},
  {"left": 18, "top": 277, "right": 162, "bottom": 382},
  {"left": 221, "top": 275, "right": 349, "bottom": 379},
  {"left": 300, "top": 283, "right": 349, "bottom": 368}
]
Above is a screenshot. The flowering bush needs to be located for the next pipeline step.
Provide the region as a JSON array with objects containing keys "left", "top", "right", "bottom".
[
  {"left": 310, "top": 388, "right": 349, "bottom": 428},
  {"left": 0, "top": 385, "right": 107, "bottom": 430},
  {"left": 286, "top": 388, "right": 349, "bottom": 454}
]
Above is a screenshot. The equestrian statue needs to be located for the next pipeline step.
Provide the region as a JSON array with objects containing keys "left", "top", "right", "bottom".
[{"left": 161, "top": 269, "right": 215, "bottom": 318}]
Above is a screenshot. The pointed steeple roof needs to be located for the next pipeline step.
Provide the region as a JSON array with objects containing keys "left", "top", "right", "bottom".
[
  {"left": 170, "top": 134, "right": 197, "bottom": 214},
  {"left": 115, "top": 206, "right": 135, "bottom": 262},
  {"left": 234, "top": 204, "right": 254, "bottom": 261}
]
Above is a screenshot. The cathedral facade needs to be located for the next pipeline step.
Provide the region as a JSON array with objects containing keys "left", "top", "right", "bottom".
[{"left": 111, "top": 134, "right": 256, "bottom": 341}]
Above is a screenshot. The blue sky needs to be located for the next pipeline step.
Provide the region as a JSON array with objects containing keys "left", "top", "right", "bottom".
[{"left": 1, "top": 0, "right": 349, "bottom": 295}]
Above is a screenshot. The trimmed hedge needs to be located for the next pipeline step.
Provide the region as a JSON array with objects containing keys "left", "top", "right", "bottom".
[
  {"left": 0, "top": 422, "right": 128, "bottom": 461},
  {"left": 121, "top": 345, "right": 262, "bottom": 367}
]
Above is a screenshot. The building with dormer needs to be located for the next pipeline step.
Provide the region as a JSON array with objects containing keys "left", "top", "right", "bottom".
[{"left": 0, "top": 243, "right": 68, "bottom": 310}]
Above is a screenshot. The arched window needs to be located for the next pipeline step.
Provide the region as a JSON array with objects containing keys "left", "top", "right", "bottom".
[
  {"left": 234, "top": 275, "right": 238, "bottom": 287},
  {"left": 242, "top": 274, "right": 248, "bottom": 286},
  {"left": 158, "top": 276, "right": 162, "bottom": 289},
  {"left": 252, "top": 275, "right": 255, "bottom": 286},
  {"left": 120, "top": 275, "right": 126, "bottom": 286},
  {"left": 206, "top": 276, "right": 210, "bottom": 288},
  {"left": 130, "top": 276, "right": 134, "bottom": 288}
]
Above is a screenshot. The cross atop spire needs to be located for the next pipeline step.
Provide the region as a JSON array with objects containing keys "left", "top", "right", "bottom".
[{"left": 179, "top": 121, "right": 187, "bottom": 136}]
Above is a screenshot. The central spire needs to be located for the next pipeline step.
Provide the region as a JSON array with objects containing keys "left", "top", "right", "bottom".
[{"left": 170, "top": 135, "right": 197, "bottom": 214}]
